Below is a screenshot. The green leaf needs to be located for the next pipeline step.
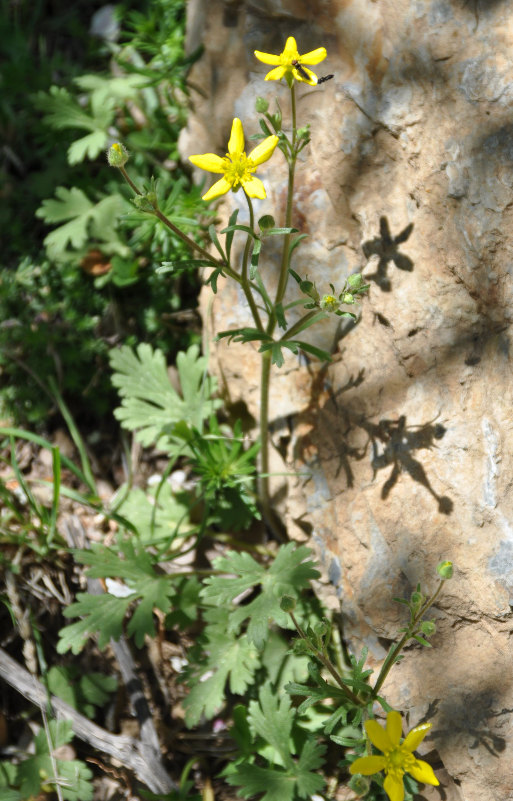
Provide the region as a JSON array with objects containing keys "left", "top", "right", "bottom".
[
  {"left": 36, "top": 187, "right": 124, "bottom": 260},
  {"left": 110, "top": 343, "right": 220, "bottom": 450},
  {"left": 58, "top": 592, "right": 133, "bottom": 654},
  {"left": 275, "top": 303, "right": 287, "bottom": 330},
  {"left": 67, "top": 130, "right": 109, "bottom": 164},
  {"left": 183, "top": 607, "right": 260, "bottom": 726},
  {"left": 248, "top": 685, "right": 294, "bottom": 768},
  {"left": 55, "top": 760, "right": 94, "bottom": 801},
  {"left": 202, "top": 544, "right": 320, "bottom": 650},
  {"left": 225, "top": 209, "right": 239, "bottom": 262},
  {"left": 286, "top": 340, "right": 332, "bottom": 362},
  {"left": 250, "top": 238, "right": 262, "bottom": 281}
]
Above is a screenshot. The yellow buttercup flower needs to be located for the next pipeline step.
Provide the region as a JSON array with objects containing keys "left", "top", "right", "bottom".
[
  {"left": 349, "top": 711, "right": 439, "bottom": 801},
  {"left": 188, "top": 118, "right": 279, "bottom": 202},
  {"left": 254, "top": 36, "right": 327, "bottom": 86}
]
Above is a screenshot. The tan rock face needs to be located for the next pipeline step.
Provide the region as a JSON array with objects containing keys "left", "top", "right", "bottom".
[{"left": 181, "top": 1, "right": 513, "bottom": 798}]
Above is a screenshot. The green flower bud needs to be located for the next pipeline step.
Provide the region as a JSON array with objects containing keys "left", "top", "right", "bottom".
[
  {"left": 258, "top": 214, "right": 275, "bottom": 231},
  {"left": 348, "top": 774, "right": 370, "bottom": 795},
  {"left": 342, "top": 292, "right": 355, "bottom": 304},
  {"left": 437, "top": 560, "right": 453, "bottom": 579},
  {"left": 420, "top": 620, "right": 436, "bottom": 636},
  {"left": 320, "top": 294, "right": 340, "bottom": 312},
  {"left": 296, "top": 125, "right": 310, "bottom": 139},
  {"left": 280, "top": 595, "right": 296, "bottom": 612},
  {"left": 410, "top": 590, "right": 423, "bottom": 608},
  {"left": 255, "top": 96, "right": 269, "bottom": 113},
  {"left": 107, "top": 142, "right": 129, "bottom": 167},
  {"left": 292, "top": 638, "right": 310, "bottom": 655},
  {"left": 347, "top": 273, "right": 364, "bottom": 289},
  {"left": 314, "top": 620, "right": 329, "bottom": 638}
]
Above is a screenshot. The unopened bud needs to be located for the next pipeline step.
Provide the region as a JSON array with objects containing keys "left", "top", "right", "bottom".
[
  {"left": 420, "top": 620, "right": 436, "bottom": 636},
  {"left": 255, "top": 96, "right": 269, "bottom": 113},
  {"left": 107, "top": 142, "right": 129, "bottom": 167},
  {"left": 437, "top": 560, "right": 453, "bottom": 580},
  {"left": 280, "top": 596, "right": 296, "bottom": 613}
]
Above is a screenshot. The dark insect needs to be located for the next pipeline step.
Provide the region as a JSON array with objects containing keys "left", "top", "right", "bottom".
[
  {"left": 291, "top": 59, "right": 312, "bottom": 82},
  {"left": 317, "top": 74, "right": 334, "bottom": 85}
]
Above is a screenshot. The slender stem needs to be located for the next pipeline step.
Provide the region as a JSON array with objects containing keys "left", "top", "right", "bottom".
[
  {"left": 280, "top": 310, "right": 321, "bottom": 341},
  {"left": 118, "top": 165, "right": 223, "bottom": 267},
  {"left": 289, "top": 611, "right": 362, "bottom": 707},
  {"left": 372, "top": 580, "right": 445, "bottom": 697},
  {"left": 258, "top": 84, "right": 298, "bottom": 534},
  {"left": 259, "top": 349, "right": 272, "bottom": 520},
  {"left": 240, "top": 192, "right": 263, "bottom": 331}
]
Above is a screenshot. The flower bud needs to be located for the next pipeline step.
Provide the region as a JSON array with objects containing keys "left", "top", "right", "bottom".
[
  {"left": 411, "top": 590, "right": 423, "bottom": 608},
  {"left": 255, "top": 96, "right": 269, "bottom": 113},
  {"left": 258, "top": 214, "right": 275, "bottom": 231},
  {"left": 348, "top": 775, "right": 370, "bottom": 795},
  {"left": 347, "top": 273, "right": 364, "bottom": 289},
  {"left": 342, "top": 292, "right": 355, "bottom": 304},
  {"left": 107, "top": 142, "right": 129, "bottom": 167},
  {"left": 280, "top": 595, "right": 296, "bottom": 612},
  {"left": 420, "top": 620, "right": 436, "bottom": 637},
  {"left": 437, "top": 560, "right": 453, "bottom": 580},
  {"left": 314, "top": 620, "right": 329, "bottom": 638}
]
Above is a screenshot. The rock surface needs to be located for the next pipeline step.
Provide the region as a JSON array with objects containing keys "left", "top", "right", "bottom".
[{"left": 180, "top": 1, "right": 513, "bottom": 798}]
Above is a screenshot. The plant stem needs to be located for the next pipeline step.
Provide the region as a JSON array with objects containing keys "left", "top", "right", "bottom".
[
  {"left": 372, "top": 579, "right": 445, "bottom": 697},
  {"left": 259, "top": 84, "right": 298, "bottom": 528},
  {"left": 289, "top": 611, "right": 362, "bottom": 707},
  {"left": 118, "top": 165, "right": 223, "bottom": 267},
  {"left": 280, "top": 310, "right": 321, "bottom": 341},
  {"left": 241, "top": 192, "right": 263, "bottom": 331}
]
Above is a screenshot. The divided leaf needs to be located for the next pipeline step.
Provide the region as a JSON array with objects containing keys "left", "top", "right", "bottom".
[
  {"left": 183, "top": 607, "right": 260, "bottom": 727},
  {"left": 110, "top": 343, "right": 220, "bottom": 450},
  {"left": 202, "top": 544, "right": 320, "bottom": 649}
]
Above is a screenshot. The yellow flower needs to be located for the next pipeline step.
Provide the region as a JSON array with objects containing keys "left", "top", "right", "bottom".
[
  {"left": 254, "top": 36, "right": 327, "bottom": 86},
  {"left": 189, "top": 118, "right": 279, "bottom": 201},
  {"left": 349, "top": 711, "right": 439, "bottom": 801}
]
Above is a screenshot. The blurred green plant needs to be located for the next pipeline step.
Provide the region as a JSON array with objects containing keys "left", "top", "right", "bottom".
[{"left": 1, "top": 0, "right": 209, "bottom": 427}]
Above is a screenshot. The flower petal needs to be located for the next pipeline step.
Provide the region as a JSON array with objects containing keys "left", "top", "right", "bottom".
[
  {"left": 349, "top": 755, "right": 386, "bottom": 776},
  {"left": 301, "top": 47, "right": 327, "bottom": 65},
  {"left": 402, "top": 723, "right": 431, "bottom": 753},
  {"left": 264, "top": 65, "right": 287, "bottom": 81},
  {"left": 254, "top": 49, "right": 281, "bottom": 65},
  {"left": 282, "top": 36, "right": 299, "bottom": 59},
  {"left": 365, "top": 719, "right": 394, "bottom": 752},
  {"left": 408, "top": 759, "right": 440, "bottom": 786},
  {"left": 241, "top": 175, "right": 266, "bottom": 199},
  {"left": 248, "top": 135, "right": 279, "bottom": 166},
  {"left": 386, "top": 711, "right": 403, "bottom": 747},
  {"left": 293, "top": 65, "right": 317, "bottom": 85},
  {"left": 228, "top": 118, "right": 244, "bottom": 157},
  {"left": 202, "top": 177, "right": 232, "bottom": 201},
  {"left": 189, "top": 153, "right": 226, "bottom": 173},
  {"left": 383, "top": 773, "right": 405, "bottom": 801}
]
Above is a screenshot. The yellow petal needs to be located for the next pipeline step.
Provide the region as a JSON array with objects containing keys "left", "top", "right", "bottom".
[
  {"left": 408, "top": 759, "right": 439, "bottom": 786},
  {"left": 402, "top": 722, "right": 431, "bottom": 753},
  {"left": 254, "top": 49, "right": 281, "bottom": 65},
  {"left": 228, "top": 118, "right": 244, "bottom": 157},
  {"left": 386, "top": 711, "right": 403, "bottom": 747},
  {"left": 282, "top": 36, "right": 299, "bottom": 59},
  {"left": 248, "top": 135, "right": 279, "bottom": 166},
  {"left": 349, "top": 756, "right": 386, "bottom": 776},
  {"left": 264, "top": 65, "right": 287, "bottom": 81},
  {"left": 365, "top": 719, "right": 394, "bottom": 753},
  {"left": 202, "top": 177, "right": 232, "bottom": 201},
  {"left": 241, "top": 176, "right": 266, "bottom": 199},
  {"left": 383, "top": 773, "right": 405, "bottom": 801},
  {"left": 189, "top": 153, "right": 226, "bottom": 173},
  {"left": 293, "top": 65, "right": 317, "bottom": 85},
  {"left": 301, "top": 47, "right": 327, "bottom": 65}
]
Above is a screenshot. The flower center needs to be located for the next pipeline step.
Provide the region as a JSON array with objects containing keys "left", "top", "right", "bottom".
[
  {"left": 223, "top": 153, "right": 255, "bottom": 188},
  {"left": 384, "top": 747, "right": 415, "bottom": 775}
]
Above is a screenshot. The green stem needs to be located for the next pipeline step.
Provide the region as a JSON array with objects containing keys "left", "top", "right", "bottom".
[
  {"left": 118, "top": 165, "right": 223, "bottom": 267},
  {"left": 280, "top": 310, "right": 320, "bottom": 341},
  {"left": 258, "top": 84, "right": 298, "bottom": 535},
  {"left": 259, "top": 349, "right": 273, "bottom": 523},
  {"left": 289, "top": 611, "right": 361, "bottom": 707},
  {"left": 372, "top": 580, "right": 445, "bottom": 697},
  {"left": 240, "top": 192, "right": 263, "bottom": 331}
]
